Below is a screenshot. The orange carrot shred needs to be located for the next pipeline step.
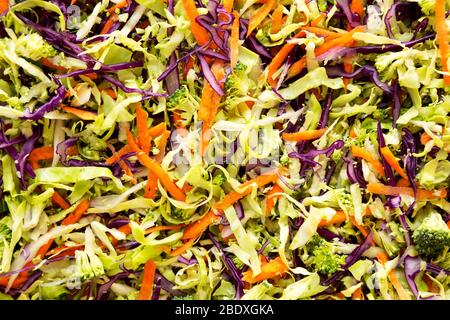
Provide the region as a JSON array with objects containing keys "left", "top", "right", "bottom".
[
  {"left": 107, "top": 0, "right": 129, "bottom": 14},
  {"left": 265, "top": 184, "right": 283, "bottom": 216},
  {"left": 61, "top": 105, "right": 97, "bottom": 121},
  {"left": 435, "top": 0, "right": 450, "bottom": 86},
  {"left": 61, "top": 199, "right": 90, "bottom": 226},
  {"left": 100, "top": 13, "right": 118, "bottom": 35},
  {"left": 266, "top": 30, "right": 305, "bottom": 87},
  {"left": 380, "top": 146, "right": 408, "bottom": 179},
  {"left": 213, "top": 170, "right": 279, "bottom": 211},
  {"left": 181, "top": 0, "right": 210, "bottom": 45},
  {"left": 351, "top": 145, "right": 385, "bottom": 177},
  {"left": 319, "top": 210, "right": 348, "bottom": 227},
  {"left": 282, "top": 128, "right": 327, "bottom": 142},
  {"left": 170, "top": 237, "right": 197, "bottom": 256},
  {"left": 230, "top": 11, "right": 240, "bottom": 69},
  {"left": 136, "top": 105, "right": 151, "bottom": 154},
  {"left": 223, "top": 0, "right": 234, "bottom": 13},
  {"left": 367, "top": 183, "right": 447, "bottom": 200},
  {"left": 40, "top": 58, "right": 66, "bottom": 71},
  {"left": 288, "top": 26, "right": 365, "bottom": 79},
  {"left": 138, "top": 259, "right": 157, "bottom": 300},
  {"left": 126, "top": 128, "right": 186, "bottom": 202},
  {"left": 247, "top": 0, "right": 276, "bottom": 37},
  {"left": 271, "top": 4, "right": 284, "bottom": 34},
  {"left": 310, "top": 13, "right": 326, "bottom": 27},
  {"left": 182, "top": 211, "right": 221, "bottom": 240},
  {"left": 51, "top": 191, "right": 70, "bottom": 210},
  {"left": 242, "top": 256, "right": 288, "bottom": 284}
]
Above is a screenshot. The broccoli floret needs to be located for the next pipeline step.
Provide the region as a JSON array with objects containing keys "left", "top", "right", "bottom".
[
  {"left": 280, "top": 154, "right": 290, "bottom": 166},
  {"left": 230, "top": 255, "right": 245, "bottom": 269},
  {"left": 171, "top": 206, "right": 196, "bottom": 221},
  {"left": 305, "top": 235, "right": 347, "bottom": 277},
  {"left": 212, "top": 171, "right": 227, "bottom": 186},
  {"left": 166, "top": 85, "right": 199, "bottom": 126},
  {"left": 0, "top": 217, "right": 11, "bottom": 241},
  {"left": 166, "top": 86, "right": 189, "bottom": 110},
  {"left": 0, "top": 216, "right": 11, "bottom": 263},
  {"left": 223, "top": 63, "right": 255, "bottom": 110},
  {"left": 412, "top": 210, "right": 450, "bottom": 260},
  {"left": 224, "top": 62, "right": 248, "bottom": 96}
]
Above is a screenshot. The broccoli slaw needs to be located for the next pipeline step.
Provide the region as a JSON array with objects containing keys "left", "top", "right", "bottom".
[{"left": 0, "top": 0, "right": 448, "bottom": 300}]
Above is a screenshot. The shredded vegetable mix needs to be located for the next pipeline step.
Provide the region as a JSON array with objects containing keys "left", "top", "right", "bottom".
[{"left": 0, "top": 0, "right": 448, "bottom": 301}]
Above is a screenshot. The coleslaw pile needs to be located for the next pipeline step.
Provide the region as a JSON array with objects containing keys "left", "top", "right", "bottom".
[{"left": 0, "top": 0, "right": 449, "bottom": 300}]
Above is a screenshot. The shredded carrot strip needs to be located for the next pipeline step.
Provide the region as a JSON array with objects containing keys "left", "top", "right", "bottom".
[
  {"left": 310, "top": 13, "right": 326, "bottom": 27},
  {"left": 45, "top": 244, "right": 84, "bottom": 257},
  {"left": 138, "top": 259, "right": 157, "bottom": 300},
  {"left": 136, "top": 105, "right": 151, "bottom": 154},
  {"left": 396, "top": 178, "right": 410, "bottom": 187},
  {"left": 242, "top": 256, "right": 288, "bottom": 284},
  {"left": 319, "top": 210, "right": 347, "bottom": 227},
  {"left": 380, "top": 146, "right": 408, "bottom": 179},
  {"left": 148, "top": 122, "right": 167, "bottom": 138},
  {"left": 377, "top": 252, "right": 410, "bottom": 300},
  {"left": 350, "top": 217, "right": 371, "bottom": 239},
  {"left": 101, "top": 88, "right": 117, "bottom": 99},
  {"left": 351, "top": 145, "right": 385, "bottom": 177},
  {"left": 223, "top": 0, "right": 234, "bottom": 13},
  {"left": 51, "top": 191, "right": 70, "bottom": 210},
  {"left": 0, "top": 0, "right": 8, "bottom": 14},
  {"left": 61, "top": 199, "right": 90, "bottom": 226},
  {"left": 247, "top": 0, "right": 276, "bottom": 37},
  {"left": 351, "top": 287, "right": 364, "bottom": 300},
  {"left": 367, "top": 183, "right": 448, "bottom": 200},
  {"left": 230, "top": 11, "right": 240, "bottom": 69},
  {"left": 172, "top": 111, "right": 184, "bottom": 128},
  {"left": 117, "top": 224, "right": 132, "bottom": 236},
  {"left": 435, "top": 0, "right": 450, "bottom": 85},
  {"left": 126, "top": 128, "right": 186, "bottom": 202},
  {"left": 145, "top": 224, "right": 185, "bottom": 235},
  {"left": 181, "top": 0, "right": 210, "bottom": 45},
  {"left": 40, "top": 58, "right": 66, "bottom": 71},
  {"left": 144, "top": 172, "right": 158, "bottom": 199},
  {"left": 343, "top": 55, "right": 354, "bottom": 90},
  {"left": 35, "top": 240, "right": 54, "bottom": 260},
  {"left": 213, "top": 170, "right": 279, "bottom": 211},
  {"left": 107, "top": 0, "right": 129, "bottom": 14},
  {"left": 198, "top": 62, "right": 225, "bottom": 155},
  {"left": 288, "top": 26, "right": 365, "bottom": 79},
  {"left": 0, "top": 274, "right": 27, "bottom": 289},
  {"left": 266, "top": 30, "right": 305, "bottom": 87},
  {"left": 29, "top": 146, "right": 54, "bottom": 169},
  {"left": 105, "top": 145, "right": 133, "bottom": 165},
  {"left": 350, "top": 0, "right": 365, "bottom": 18},
  {"left": 282, "top": 128, "right": 327, "bottom": 142},
  {"left": 66, "top": 145, "right": 79, "bottom": 156},
  {"left": 100, "top": 13, "right": 118, "bottom": 34},
  {"left": 170, "top": 237, "right": 197, "bottom": 256},
  {"left": 301, "top": 27, "right": 343, "bottom": 39},
  {"left": 61, "top": 105, "right": 97, "bottom": 121},
  {"left": 420, "top": 132, "right": 432, "bottom": 145},
  {"left": 154, "top": 130, "right": 170, "bottom": 164},
  {"left": 265, "top": 183, "right": 283, "bottom": 216},
  {"left": 271, "top": 4, "right": 284, "bottom": 34},
  {"left": 182, "top": 211, "right": 221, "bottom": 240}
]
